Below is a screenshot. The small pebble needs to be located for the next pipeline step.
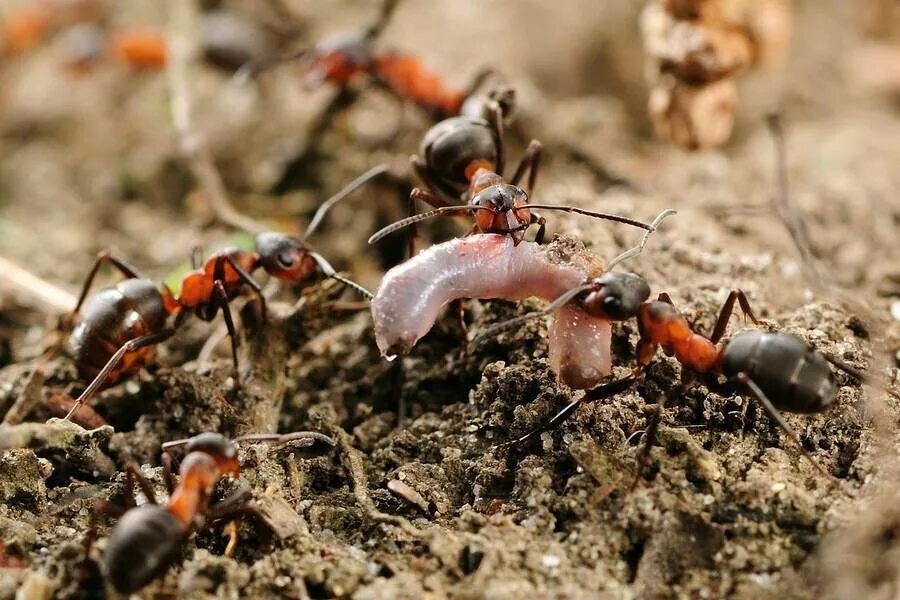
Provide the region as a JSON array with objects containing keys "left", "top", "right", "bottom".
[
  {"left": 771, "top": 482, "right": 786, "bottom": 493},
  {"left": 890, "top": 301, "right": 900, "bottom": 322},
  {"left": 541, "top": 554, "right": 561, "bottom": 569}
]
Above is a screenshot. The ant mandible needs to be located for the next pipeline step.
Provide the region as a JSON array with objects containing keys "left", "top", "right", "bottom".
[
  {"left": 368, "top": 98, "right": 660, "bottom": 254},
  {"left": 95, "top": 431, "right": 334, "bottom": 594},
  {"left": 59, "top": 165, "right": 385, "bottom": 422},
  {"left": 483, "top": 273, "right": 863, "bottom": 482}
]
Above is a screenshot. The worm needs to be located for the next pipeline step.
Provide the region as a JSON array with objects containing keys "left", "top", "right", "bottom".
[{"left": 371, "top": 234, "right": 613, "bottom": 388}]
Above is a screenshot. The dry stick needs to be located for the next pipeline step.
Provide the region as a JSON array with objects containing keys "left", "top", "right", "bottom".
[
  {"left": 328, "top": 423, "right": 426, "bottom": 539},
  {"left": 767, "top": 115, "right": 900, "bottom": 477},
  {"left": 0, "top": 256, "right": 76, "bottom": 313},
  {"left": 165, "top": 0, "right": 266, "bottom": 235}
]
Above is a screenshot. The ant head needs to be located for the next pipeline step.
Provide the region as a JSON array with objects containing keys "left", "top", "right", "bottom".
[
  {"left": 581, "top": 272, "right": 650, "bottom": 321},
  {"left": 304, "top": 35, "right": 372, "bottom": 87},
  {"left": 460, "top": 86, "right": 516, "bottom": 123},
  {"left": 421, "top": 117, "right": 499, "bottom": 195},
  {"left": 178, "top": 452, "right": 223, "bottom": 493},
  {"left": 470, "top": 183, "right": 530, "bottom": 243},
  {"left": 255, "top": 232, "right": 318, "bottom": 283},
  {"left": 183, "top": 432, "right": 240, "bottom": 477}
]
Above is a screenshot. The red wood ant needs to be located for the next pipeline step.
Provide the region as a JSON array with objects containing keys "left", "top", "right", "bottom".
[
  {"left": 368, "top": 100, "right": 660, "bottom": 254},
  {"left": 238, "top": 0, "right": 495, "bottom": 122},
  {"left": 484, "top": 273, "right": 864, "bottom": 482},
  {"left": 59, "top": 166, "right": 385, "bottom": 422},
  {"left": 95, "top": 431, "right": 334, "bottom": 594}
]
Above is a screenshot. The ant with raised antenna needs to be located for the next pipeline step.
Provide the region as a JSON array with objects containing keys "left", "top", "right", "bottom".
[
  {"left": 57, "top": 165, "right": 386, "bottom": 422},
  {"left": 92, "top": 431, "right": 334, "bottom": 594},
  {"left": 368, "top": 99, "right": 662, "bottom": 256},
  {"left": 482, "top": 273, "right": 864, "bottom": 483}
]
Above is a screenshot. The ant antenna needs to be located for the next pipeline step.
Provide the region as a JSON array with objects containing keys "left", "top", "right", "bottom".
[
  {"left": 363, "top": 0, "right": 402, "bottom": 41},
  {"left": 468, "top": 283, "right": 595, "bottom": 350},
  {"left": 516, "top": 205, "right": 662, "bottom": 232},
  {"left": 233, "top": 431, "right": 336, "bottom": 447},
  {"left": 468, "top": 209, "right": 676, "bottom": 349},
  {"left": 233, "top": 48, "right": 309, "bottom": 84},
  {"left": 368, "top": 205, "right": 498, "bottom": 244},
  {"left": 736, "top": 373, "right": 840, "bottom": 485},
  {"left": 605, "top": 208, "right": 676, "bottom": 272},
  {"left": 308, "top": 251, "right": 373, "bottom": 300},
  {"left": 302, "top": 164, "right": 389, "bottom": 242}
]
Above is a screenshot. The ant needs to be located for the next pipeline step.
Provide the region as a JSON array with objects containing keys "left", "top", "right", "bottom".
[
  {"left": 94, "top": 431, "right": 334, "bottom": 594},
  {"left": 57, "top": 165, "right": 385, "bottom": 422},
  {"left": 239, "top": 0, "right": 494, "bottom": 123},
  {"left": 482, "top": 273, "right": 864, "bottom": 482},
  {"left": 368, "top": 99, "right": 660, "bottom": 255}
]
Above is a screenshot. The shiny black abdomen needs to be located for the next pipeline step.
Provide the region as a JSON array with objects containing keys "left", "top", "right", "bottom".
[
  {"left": 68, "top": 279, "right": 168, "bottom": 381},
  {"left": 721, "top": 330, "right": 836, "bottom": 413},
  {"left": 103, "top": 504, "right": 185, "bottom": 594},
  {"left": 421, "top": 117, "right": 498, "bottom": 195}
]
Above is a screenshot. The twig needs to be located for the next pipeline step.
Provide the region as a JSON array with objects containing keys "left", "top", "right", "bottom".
[
  {"left": 766, "top": 114, "right": 826, "bottom": 292},
  {"left": 327, "top": 421, "right": 427, "bottom": 539},
  {"left": 0, "top": 256, "right": 76, "bottom": 312},
  {"left": 165, "top": 0, "right": 266, "bottom": 235}
]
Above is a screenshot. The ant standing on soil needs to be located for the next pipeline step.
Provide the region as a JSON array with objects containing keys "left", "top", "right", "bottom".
[
  {"left": 56, "top": 166, "right": 386, "bottom": 422},
  {"left": 482, "top": 272, "right": 864, "bottom": 482},
  {"left": 368, "top": 98, "right": 660, "bottom": 254},
  {"left": 239, "top": 0, "right": 494, "bottom": 123},
  {"left": 93, "top": 431, "right": 334, "bottom": 594}
]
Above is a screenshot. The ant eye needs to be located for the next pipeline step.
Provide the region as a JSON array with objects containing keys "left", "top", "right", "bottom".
[
  {"left": 276, "top": 251, "right": 296, "bottom": 268},
  {"left": 604, "top": 296, "right": 622, "bottom": 313}
]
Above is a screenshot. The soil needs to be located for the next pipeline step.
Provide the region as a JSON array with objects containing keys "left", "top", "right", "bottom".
[{"left": 1, "top": 1, "right": 899, "bottom": 599}]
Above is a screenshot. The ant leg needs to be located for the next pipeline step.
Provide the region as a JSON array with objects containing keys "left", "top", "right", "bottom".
[
  {"left": 629, "top": 391, "right": 670, "bottom": 493},
  {"left": 84, "top": 499, "right": 125, "bottom": 557},
  {"left": 485, "top": 100, "right": 506, "bottom": 176},
  {"left": 407, "top": 190, "right": 419, "bottom": 258},
  {"left": 363, "top": 0, "right": 401, "bottom": 41},
  {"left": 460, "top": 68, "right": 494, "bottom": 103},
  {"left": 710, "top": 289, "right": 760, "bottom": 344},
  {"left": 124, "top": 462, "right": 158, "bottom": 505},
  {"left": 212, "top": 281, "right": 241, "bottom": 390},
  {"left": 530, "top": 213, "right": 546, "bottom": 244},
  {"left": 499, "top": 371, "right": 641, "bottom": 449},
  {"left": 736, "top": 372, "right": 839, "bottom": 484},
  {"left": 224, "top": 255, "right": 267, "bottom": 327},
  {"left": 64, "top": 330, "right": 174, "bottom": 421},
  {"left": 161, "top": 452, "right": 176, "bottom": 496},
  {"left": 509, "top": 140, "right": 543, "bottom": 197}
]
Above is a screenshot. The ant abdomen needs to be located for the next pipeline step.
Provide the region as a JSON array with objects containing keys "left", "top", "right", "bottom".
[
  {"left": 103, "top": 504, "right": 184, "bottom": 594},
  {"left": 420, "top": 117, "right": 498, "bottom": 193},
  {"left": 722, "top": 330, "right": 836, "bottom": 414},
  {"left": 69, "top": 279, "right": 167, "bottom": 381}
]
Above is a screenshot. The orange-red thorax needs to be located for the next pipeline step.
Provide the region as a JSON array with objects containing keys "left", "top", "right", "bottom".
[
  {"left": 1, "top": 4, "right": 53, "bottom": 55},
  {"left": 175, "top": 249, "right": 259, "bottom": 311},
  {"left": 637, "top": 301, "right": 722, "bottom": 373},
  {"left": 108, "top": 27, "right": 167, "bottom": 70},
  {"left": 372, "top": 52, "right": 465, "bottom": 118},
  {"left": 167, "top": 453, "right": 223, "bottom": 528}
]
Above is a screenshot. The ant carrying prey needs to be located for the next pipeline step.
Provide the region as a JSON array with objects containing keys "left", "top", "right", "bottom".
[
  {"left": 369, "top": 98, "right": 660, "bottom": 253},
  {"left": 485, "top": 274, "right": 864, "bottom": 482},
  {"left": 93, "top": 431, "right": 334, "bottom": 594},
  {"left": 56, "top": 166, "right": 385, "bottom": 421}
]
